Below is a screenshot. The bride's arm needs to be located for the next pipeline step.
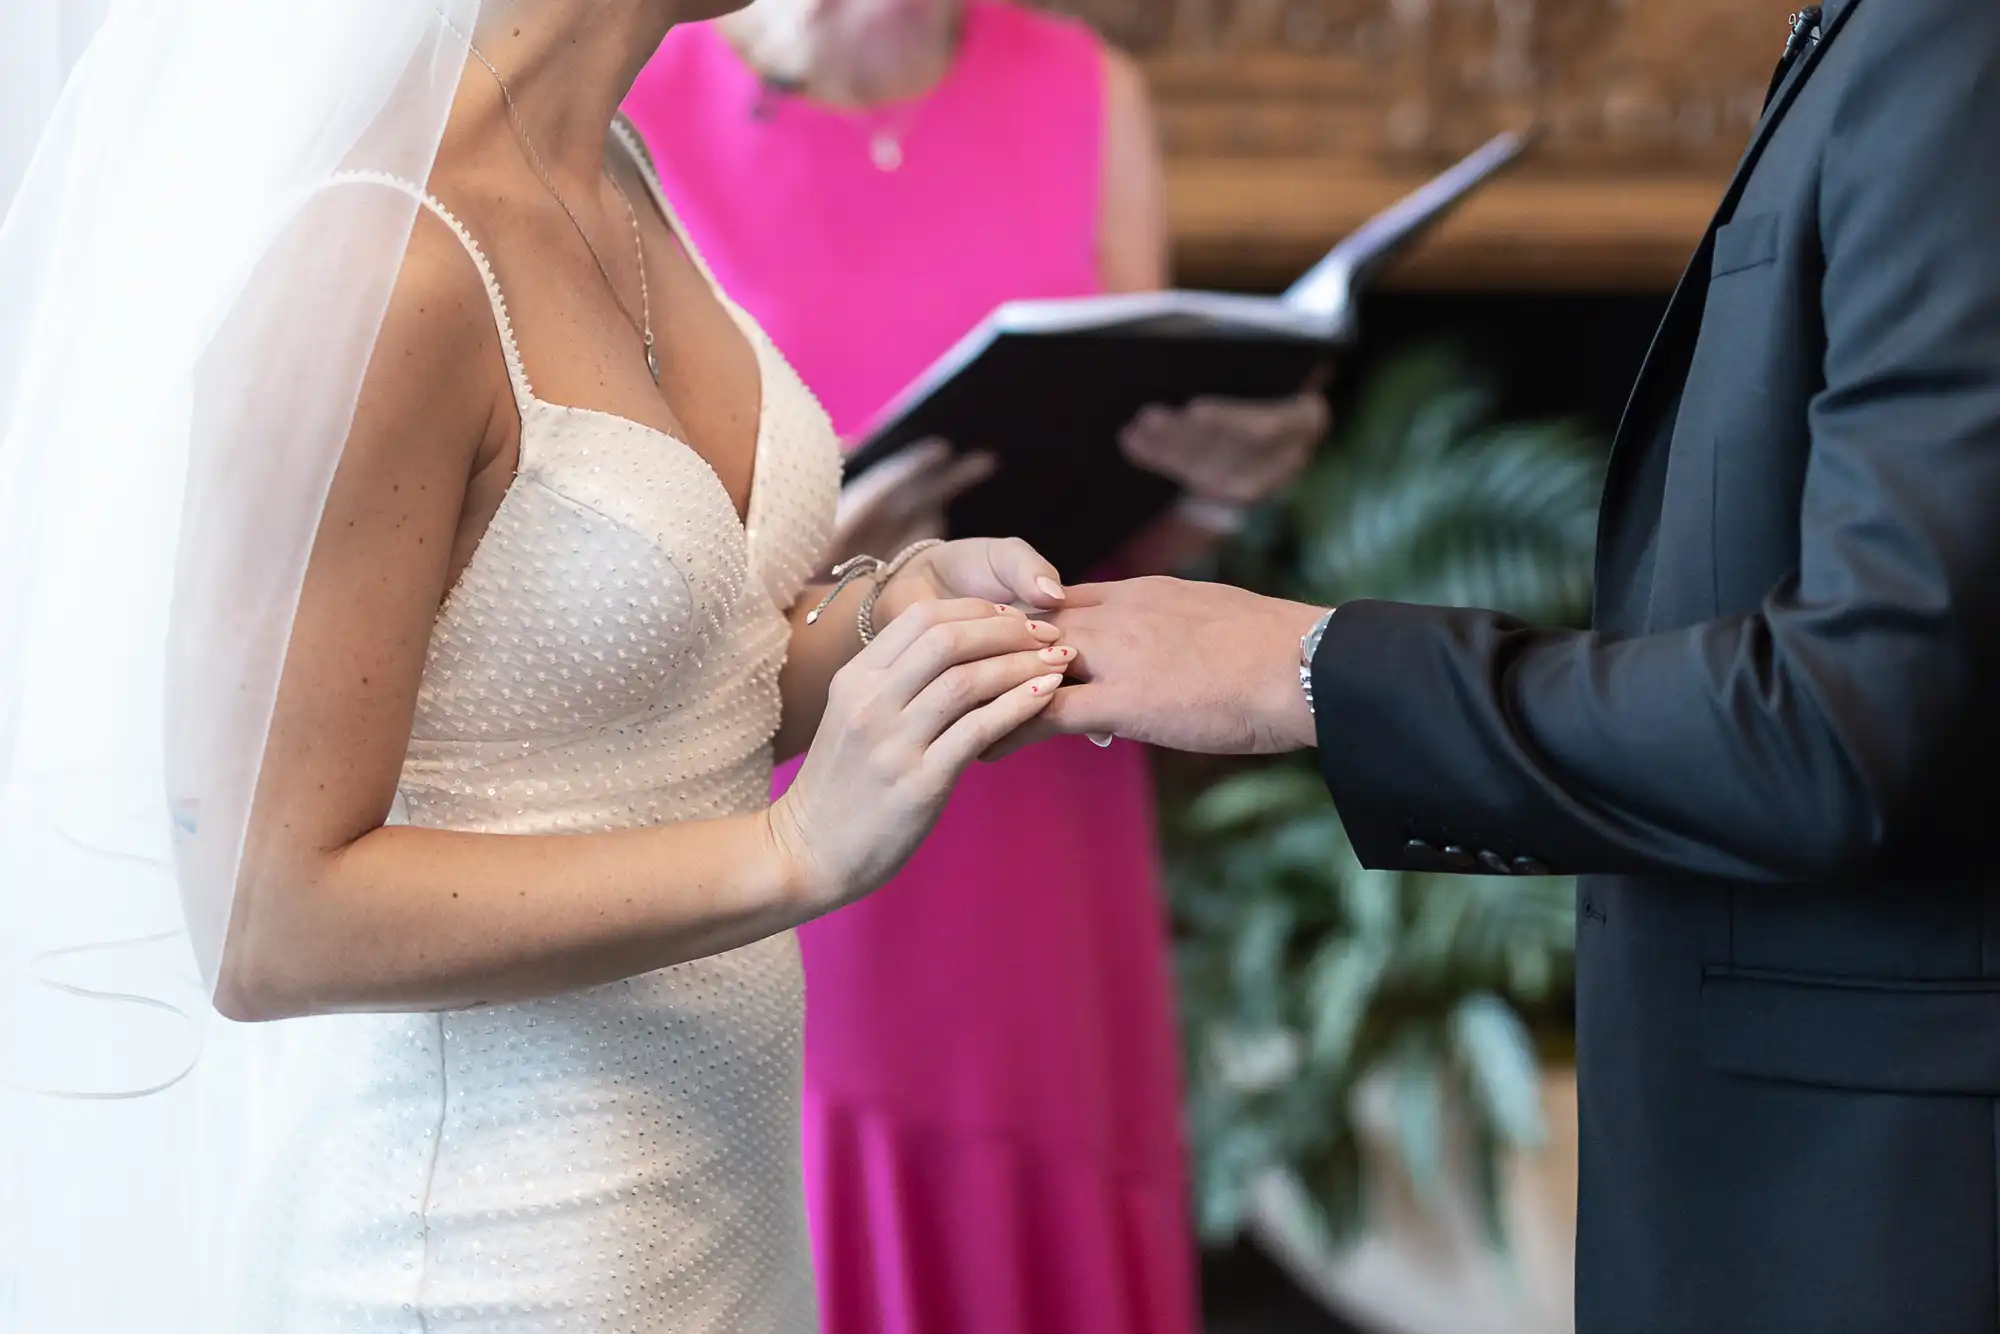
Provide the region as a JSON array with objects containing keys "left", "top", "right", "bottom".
[{"left": 219, "top": 226, "right": 1063, "bottom": 1023}]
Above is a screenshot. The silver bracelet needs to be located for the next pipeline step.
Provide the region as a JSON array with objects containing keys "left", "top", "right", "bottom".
[
  {"left": 857, "top": 539, "right": 945, "bottom": 644},
  {"left": 803, "top": 539, "right": 945, "bottom": 646},
  {"left": 805, "top": 554, "right": 887, "bottom": 627}
]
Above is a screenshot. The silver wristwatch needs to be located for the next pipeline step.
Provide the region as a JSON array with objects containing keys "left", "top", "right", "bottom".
[{"left": 1299, "top": 608, "right": 1336, "bottom": 717}]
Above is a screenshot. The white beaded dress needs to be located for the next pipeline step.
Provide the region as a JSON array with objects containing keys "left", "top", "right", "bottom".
[{"left": 237, "top": 125, "right": 842, "bottom": 1333}]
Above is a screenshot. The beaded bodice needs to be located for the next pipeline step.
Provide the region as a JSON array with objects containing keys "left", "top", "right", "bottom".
[{"left": 391, "top": 125, "right": 840, "bottom": 835}]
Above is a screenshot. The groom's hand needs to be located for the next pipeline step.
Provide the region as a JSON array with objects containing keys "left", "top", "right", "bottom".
[{"left": 988, "top": 577, "right": 1325, "bottom": 757}]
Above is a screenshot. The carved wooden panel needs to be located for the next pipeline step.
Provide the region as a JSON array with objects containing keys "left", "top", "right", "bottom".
[{"left": 1032, "top": 0, "right": 1802, "bottom": 289}]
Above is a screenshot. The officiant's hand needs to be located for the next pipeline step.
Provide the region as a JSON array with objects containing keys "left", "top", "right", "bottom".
[
  {"left": 830, "top": 438, "right": 995, "bottom": 569},
  {"left": 985, "top": 576, "right": 1324, "bottom": 758},
  {"left": 1120, "top": 387, "right": 1327, "bottom": 507}
]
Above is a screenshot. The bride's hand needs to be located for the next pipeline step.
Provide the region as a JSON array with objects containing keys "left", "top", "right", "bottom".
[
  {"left": 769, "top": 598, "right": 1074, "bottom": 908},
  {"left": 873, "top": 536, "right": 1070, "bottom": 623}
]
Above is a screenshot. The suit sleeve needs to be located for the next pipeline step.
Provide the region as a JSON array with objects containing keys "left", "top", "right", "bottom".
[{"left": 1312, "top": 0, "right": 2000, "bottom": 885}]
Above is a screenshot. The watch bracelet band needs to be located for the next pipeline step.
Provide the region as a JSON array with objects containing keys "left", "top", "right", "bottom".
[{"left": 1300, "top": 606, "right": 1336, "bottom": 718}]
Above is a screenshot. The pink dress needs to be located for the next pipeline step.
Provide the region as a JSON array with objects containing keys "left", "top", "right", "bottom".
[{"left": 625, "top": 10, "right": 1196, "bottom": 1334}]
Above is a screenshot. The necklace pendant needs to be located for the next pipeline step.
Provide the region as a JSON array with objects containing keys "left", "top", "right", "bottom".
[
  {"left": 645, "top": 342, "right": 661, "bottom": 385},
  {"left": 870, "top": 132, "right": 904, "bottom": 173}
]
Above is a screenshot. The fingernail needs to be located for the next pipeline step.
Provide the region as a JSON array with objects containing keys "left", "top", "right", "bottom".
[
  {"left": 1038, "top": 646, "right": 1076, "bottom": 664},
  {"left": 1035, "top": 577, "right": 1067, "bottom": 602},
  {"left": 1028, "top": 621, "right": 1061, "bottom": 641},
  {"left": 1028, "top": 673, "right": 1066, "bottom": 695}
]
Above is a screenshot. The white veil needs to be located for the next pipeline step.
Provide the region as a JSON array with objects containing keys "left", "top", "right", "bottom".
[
  {"left": 0, "top": 0, "right": 108, "bottom": 216},
  {"left": 0, "top": 1, "right": 478, "bottom": 1326}
]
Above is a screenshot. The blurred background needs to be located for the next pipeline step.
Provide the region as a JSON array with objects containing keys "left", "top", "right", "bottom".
[{"left": 1024, "top": 2, "right": 1793, "bottom": 1330}]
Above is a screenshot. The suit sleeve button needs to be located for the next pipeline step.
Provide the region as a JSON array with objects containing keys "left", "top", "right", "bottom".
[
  {"left": 1478, "top": 849, "right": 1511, "bottom": 874},
  {"left": 1512, "top": 856, "right": 1550, "bottom": 877}
]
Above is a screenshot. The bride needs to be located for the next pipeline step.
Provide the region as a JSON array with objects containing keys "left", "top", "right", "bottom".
[{"left": 0, "top": 1, "right": 1074, "bottom": 1329}]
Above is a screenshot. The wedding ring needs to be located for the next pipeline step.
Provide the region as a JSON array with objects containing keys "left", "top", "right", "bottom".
[{"left": 1088, "top": 734, "right": 1115, "bottom": 748}]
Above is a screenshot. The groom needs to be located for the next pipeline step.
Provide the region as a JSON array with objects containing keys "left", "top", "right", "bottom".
[{"left": 1025, "top": 0, "right": 2000, "bottom": 1329}]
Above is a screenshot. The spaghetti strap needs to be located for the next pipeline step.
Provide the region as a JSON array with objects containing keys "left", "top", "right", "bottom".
[
  {"left": 328, "top": 171, "right": 535, "bottom": 410},
  {"left": 611, "top": 117, "right": 728, "bottom": 304}
]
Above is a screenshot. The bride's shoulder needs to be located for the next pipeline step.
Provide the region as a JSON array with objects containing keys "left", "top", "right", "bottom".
[
  {"left": 386, "top": 206, "right": 507, "bottom": 365},
  {"left": 341, "top": 208, "right": 511, "bottom": 476}
]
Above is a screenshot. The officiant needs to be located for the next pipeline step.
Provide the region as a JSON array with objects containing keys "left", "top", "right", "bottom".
[{"left": 624, "top": 3, "right": 1326, "bottom": 1330}]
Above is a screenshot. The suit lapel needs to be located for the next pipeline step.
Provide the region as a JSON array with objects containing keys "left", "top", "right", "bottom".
[
  {"left": 1735, "top": 7, "right": 1855, "bottom": 202},
  {"left": 1591, "top": 0, "right": 1866, "bottom": 624}
]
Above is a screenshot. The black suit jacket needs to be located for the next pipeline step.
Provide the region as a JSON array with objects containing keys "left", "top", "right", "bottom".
[{"left": 1312, "top": 0, "right": 2000, "bottom": 1329}]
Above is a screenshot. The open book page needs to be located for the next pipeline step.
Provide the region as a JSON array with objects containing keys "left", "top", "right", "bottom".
[
  {"left": 856, "top": 130, "right": 1528, "bottom": 451},
  {"left": 1283, "top": 130, "right": 1531, "bottom": 323},
  {"left": 991, "top": 289, "right": 1329, "bottom": 338},
  {"left": 974, "top": 130, "right": 1529, "bottom": 343}
]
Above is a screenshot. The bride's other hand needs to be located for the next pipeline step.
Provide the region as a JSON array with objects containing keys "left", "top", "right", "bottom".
[
  {"left": 1119, "top": 387, "right": 1328, "bottom": 508},
  {"left": 770, "top": 537, "right": 1064, "bottom": 763},
  {"left": 831, "top": 437, "right": 995, "bottom": 566},
  {"left": 771, "top": 598, "right": 1073, "bottom": 906},
  {"left": 874, "top": 535, "right": 1069, "bottom": 622}
]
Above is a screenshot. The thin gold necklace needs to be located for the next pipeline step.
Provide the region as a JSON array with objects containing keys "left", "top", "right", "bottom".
[{"left": 466, "top": 41, "right": 659, "bottom": 383}]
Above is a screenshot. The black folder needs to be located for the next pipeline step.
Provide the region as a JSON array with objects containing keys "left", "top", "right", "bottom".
[{"left": 840, "top": 132, "right": 1531, "bottom": 577}]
